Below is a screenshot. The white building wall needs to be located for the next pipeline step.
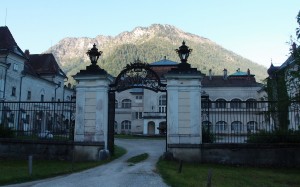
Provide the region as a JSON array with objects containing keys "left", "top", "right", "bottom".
[
  {"left": 21, "top": 75, "right": 56, "bottom": 101},
  {"left": 205, "top": 87, "right": 261, "bottom": 101},
  {"left": 2, "top": 54, "right": 25, "bottom": 101}
]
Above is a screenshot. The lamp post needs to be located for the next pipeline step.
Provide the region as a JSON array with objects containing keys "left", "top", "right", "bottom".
[
  {"left": 175, "top": 41, "right": 192, "bottom": 70},
  {"left": 86, "top": 43, "right": 103, "bottom": 66}
]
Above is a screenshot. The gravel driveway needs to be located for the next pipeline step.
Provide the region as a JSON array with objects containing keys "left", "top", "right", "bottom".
[{"left": 4, "top": 139, "right": 169, "bottom": 187}]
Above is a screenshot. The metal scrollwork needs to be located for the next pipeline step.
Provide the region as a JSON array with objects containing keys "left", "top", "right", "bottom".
[{"left": 110, "top": 59, "right": 166, "bottom": 92}]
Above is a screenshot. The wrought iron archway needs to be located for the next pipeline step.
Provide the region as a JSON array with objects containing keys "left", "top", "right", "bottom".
[
  {"left": 107, "top": 60, "right": 167, "bottom": 154},
  {"left": 110, "top": 59, "right": 167, "bottom": 92}
]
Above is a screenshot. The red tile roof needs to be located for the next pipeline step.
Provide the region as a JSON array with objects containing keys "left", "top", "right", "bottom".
[{"left": 28, "top": 54, "right": 67, "bottom": 78}]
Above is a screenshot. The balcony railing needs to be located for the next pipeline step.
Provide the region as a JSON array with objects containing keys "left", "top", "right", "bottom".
[{"left": 143, "top": 112, "right": 166, "bottom": 119}]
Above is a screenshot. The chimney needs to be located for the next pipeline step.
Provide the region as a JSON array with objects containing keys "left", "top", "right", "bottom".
[
  {"left": 209, "top": 69, "right": 212, "bottom": 80},
  {"left": 223, "top": 68, "right": 228, "bottom": 80},
  {"left": 247, "top": 68, "right": 250, "bottom": 76},
  {"left": 24, "top": 49, "right": 30, "bottom": 58}
]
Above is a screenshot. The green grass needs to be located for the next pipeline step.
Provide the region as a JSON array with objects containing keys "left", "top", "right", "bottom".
[
  {"left": 0, "top": 145, "right": 126, "bottom": 186},
  {"left": 157, "top": 159, "right": 300, "bottom": 187},
  {"left": 126, "top": 153, "right": 149, "bottom": 164}
]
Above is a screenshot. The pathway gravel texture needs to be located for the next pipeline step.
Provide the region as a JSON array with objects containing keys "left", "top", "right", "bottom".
[{"left": 3, "top": 139, "right": 170, "bottom": 187}]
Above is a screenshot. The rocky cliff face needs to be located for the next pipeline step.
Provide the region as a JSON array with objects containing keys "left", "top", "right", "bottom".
[
  {"left": 45, "top": 24, "right": 267, "bottom": 84},
  {"left": 46, "top": 24, "right": 215, "bottom": 65}
]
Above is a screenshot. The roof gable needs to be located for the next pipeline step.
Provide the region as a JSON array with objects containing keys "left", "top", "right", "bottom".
[
  {"left": 28, "top": 54, "right": 67, "bottom": 78},
  {"left": 0, "top": 26, "right": 26, "bottom": 58}
]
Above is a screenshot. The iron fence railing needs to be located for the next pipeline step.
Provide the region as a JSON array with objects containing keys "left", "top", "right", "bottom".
[
  {"left": 0, "top": 101, "right": 75, "bottom": 141},
  {"left": 201, "top": 100, "right": 300, "bottom": 143}
]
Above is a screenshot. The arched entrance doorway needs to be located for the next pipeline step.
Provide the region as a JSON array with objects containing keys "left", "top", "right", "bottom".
[
  {"left": 147, "top": 121, "right": 155, "bottom": 135},
  {"left": 158, "top": 121, "right": 167, "bottom": 135},
  {"left": 108, "top": 60, "right": 167, "bottom": 154}
]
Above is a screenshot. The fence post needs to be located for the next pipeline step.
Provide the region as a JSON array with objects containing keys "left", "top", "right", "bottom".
[
  {"left": 28, "top": 155, "right": 32, "bottom": 176},
  {"left": 206, "top": 169, "right": 212, "bottom": 187},
  {"left": 178, "top": 160, "right": 183, "bottom": 173}
]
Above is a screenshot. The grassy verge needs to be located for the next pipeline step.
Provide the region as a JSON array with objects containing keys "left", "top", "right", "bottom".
[
  {"left": 126, "top": 153, "right": 149, "bottom": 164},
  {"left": 0, "top": 145, "right": 126, "bottom": 186},
  {"left": 157, "top": 159, "right": 300, "bottom": 187}
]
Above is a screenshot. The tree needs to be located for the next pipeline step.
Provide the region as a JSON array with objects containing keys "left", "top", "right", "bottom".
[
  {"left": 296, "top": 10, "right": 300, "bottom": 40},
  {"left": 266, "top": 10, "right": 300, "bottom": 131},
  {"left": 287, "top": 10, "right": 300, "bottom": 102}
]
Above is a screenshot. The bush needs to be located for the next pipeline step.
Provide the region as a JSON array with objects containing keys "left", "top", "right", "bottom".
[
  {"left": 247, "top": 129, "right": 300, "bottom": 143},
  {"left": 202, "top": 126, "right": 214, "bottom": 143},
  {"left": 0, "top": 125, "right": 15, "bottom": 138}
]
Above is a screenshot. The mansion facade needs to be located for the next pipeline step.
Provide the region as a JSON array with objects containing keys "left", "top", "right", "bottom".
[
  {"left": 1, "top": 26, "right": 268, "bottom": 138},
  {"left": 114, "top": 57, "right": 266, "bottom": 136}
]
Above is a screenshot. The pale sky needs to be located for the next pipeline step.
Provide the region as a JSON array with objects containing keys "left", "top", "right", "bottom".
[{"left": 1, "top": 0, "right": 300, "bottom": 67}]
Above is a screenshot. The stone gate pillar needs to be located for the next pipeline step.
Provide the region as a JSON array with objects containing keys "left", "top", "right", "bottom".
[
  {"left": 72, "top": 61, "right": 112, "bottom": 161},
  {"left": 165, "top": 66, "right": 203, "bottom": 161},
  {"left": 164, "top": 41, "right": 204, "bottom": 161}
]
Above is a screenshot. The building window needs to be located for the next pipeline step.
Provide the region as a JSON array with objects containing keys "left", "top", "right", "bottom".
[
  {"left": 246, "top": 99, "right": 257, "bottom": 109},
  {"left": 202, "top": 121, "right": 212, "bottom": 131},
  {"left": 202, "top": 99, "right": 212, "bottom": 108},
  {"left": 247, "top": 121, "right": 257, "bottom": 133},
  {"left": 216, "top": 99, "right": 226, "bottom": 108},
  {"left": 231, "top": 121, "right": 243, "bottom": 132},
  {"left": 27, "top": 91, "right": 31, "bottom": 100},
  {"left": 121, "top": 99, "right": 131, "bottom": 108},
  {"left": 11, "top": 87, "right": 16, "bottom": 96},
  {"left": 114, "top": 121, "right": 118, "bottom": 133},
  {"left": 121, "top": 120, "right": 131, "bottom": 131},
  {"left": 159, "top": 95, "right": 166, "bottom": 113},
  {"left": 25, "top": 114, "right": 30, "bottom": 124},
  {"left": 8, "top": 113, "right": 14, "bottom": 123},
  {"left": 13, "top": 64, "right": 18, "bottom": 71},
  {"left": 136, "top": 95, "right": 142, "bottom": 100},
  {"left": 135, "top": 112, "right": 143, "bottom": 119},
  {"left": 41, "top": 94, "right": 44, "bottom": 102},
  {"left": 230, "top": 99, "right": 242, "bottom": 108},
  {"left": 115, "top": 100, "right": 118, "bottom": 108},
  {"left": 215, "top": 121, "right": 228, "bottom": 132}
]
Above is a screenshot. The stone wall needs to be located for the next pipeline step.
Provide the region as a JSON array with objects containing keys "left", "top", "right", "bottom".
[
  {"left": 168, "top": 143, "right": 300, "bottom": 167},
  {"left": 0, "top": 139, "right": 104, "bottom": 161}
]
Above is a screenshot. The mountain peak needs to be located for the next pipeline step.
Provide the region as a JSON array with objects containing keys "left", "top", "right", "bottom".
[{"left": 45, "top": 24, "right": 267, "bottom": 85}]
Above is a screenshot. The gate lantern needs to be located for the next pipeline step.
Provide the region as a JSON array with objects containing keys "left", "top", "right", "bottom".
[
  {"left": 175, "top": 41, "right": 192, "bottom": 63},
  {"left": 175, "top": 41, "right": 193, "bottom": 70},
  {"left": 86, "top": 43, "right": 103, "bottom": 66}
]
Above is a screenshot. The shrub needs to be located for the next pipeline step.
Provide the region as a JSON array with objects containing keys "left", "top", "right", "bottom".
[
  {"left": 202, "top": 126, "right": 214, "bottom": 143},
  {"left": 0, "top": 125, "right": 15, "bottom": 138},
  {"left": 247, "top": 129, "right": 300, "bottom": 143}
]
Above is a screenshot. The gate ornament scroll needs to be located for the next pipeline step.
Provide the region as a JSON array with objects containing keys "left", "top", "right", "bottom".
[{"left": 110, "top": 59, "right": 166, "bottom": 92}]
